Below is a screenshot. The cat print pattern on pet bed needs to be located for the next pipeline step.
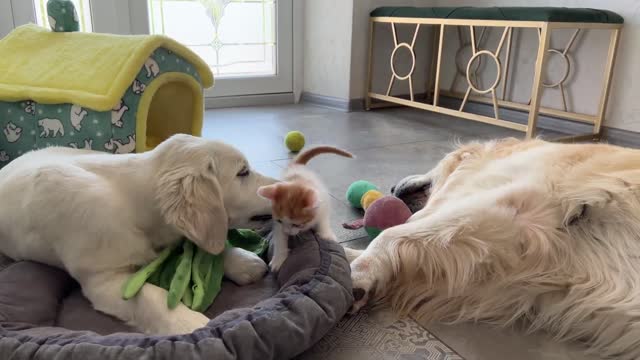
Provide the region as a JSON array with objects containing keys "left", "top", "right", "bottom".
[{"left": 0, "top": 48, "right": 202, "bottom": 167}]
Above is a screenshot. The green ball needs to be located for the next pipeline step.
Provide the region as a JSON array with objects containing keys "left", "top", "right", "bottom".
[
  {"left": 285, "top": 131, "right": 305, "bottom": 152},
  {"left": 346, "top": 180, "right": 379, "bottom": 209}
]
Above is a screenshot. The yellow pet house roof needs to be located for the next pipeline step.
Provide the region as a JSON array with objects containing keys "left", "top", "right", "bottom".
[{"left": 0, "top": 24, "right": 214, "bottom": 162}]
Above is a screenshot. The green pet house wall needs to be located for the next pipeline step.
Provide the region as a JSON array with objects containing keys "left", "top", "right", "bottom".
[{"left": 0, "top": 2, "right": 214, "bottom": 169}]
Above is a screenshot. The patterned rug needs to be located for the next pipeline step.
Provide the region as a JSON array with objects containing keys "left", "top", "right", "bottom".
[{"left": 298, "top": 308, "right": 463, "bottom": 360}]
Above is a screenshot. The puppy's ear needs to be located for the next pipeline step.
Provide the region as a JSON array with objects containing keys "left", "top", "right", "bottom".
[{"left": 157, "top": 168, "right": 228, "bottom": 255}]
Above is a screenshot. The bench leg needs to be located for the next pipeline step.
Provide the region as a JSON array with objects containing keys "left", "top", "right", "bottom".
[
  {"left": 425, "top": 25, "right": 440, "bottom": 102},
  {"left": 594, "top": 28, "right": 621, "bottom": 137},
  {"left": 433, "top": 24, "right": 445, "bottom": 107},
  {"left": 526, "top": 24, "right": 551, "bottom": 139},
  {"left": 501, "top": 27, "right": 513, "bottom": 100}
]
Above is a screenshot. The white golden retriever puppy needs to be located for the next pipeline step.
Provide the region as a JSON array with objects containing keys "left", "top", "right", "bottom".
[
  {"left": 0, "top": 134, "right": 276, "bottom": 335},
  {"left": 348, "top": 138, "right": 640, "bottom": 359}
]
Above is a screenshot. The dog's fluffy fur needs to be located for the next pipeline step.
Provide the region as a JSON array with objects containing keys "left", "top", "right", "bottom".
[
  {"left": 348, "top": 138, "right": 640, "bottom": 359},
  {"left": 0, "top": 134, "right": 276, "bottom": 335}
]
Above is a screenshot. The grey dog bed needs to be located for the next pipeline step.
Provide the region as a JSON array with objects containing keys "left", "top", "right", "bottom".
[{"left": 0, "top": 232, "right": 353, "bottom": 359}]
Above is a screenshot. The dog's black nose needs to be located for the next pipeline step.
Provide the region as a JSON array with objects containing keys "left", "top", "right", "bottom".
[
  {"left": 250, "top": 214, "right": 273, "bottom": 222},
  {"left": 390, "top": 185, "right": 396, "bottom": 194}
]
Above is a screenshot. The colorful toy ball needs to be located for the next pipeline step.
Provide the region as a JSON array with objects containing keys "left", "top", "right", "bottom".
[
  {"left": 364, "top": 196, "right": 411, "bottom": 239},
  {"left": 346, "top": 180, "right": 379, "bottom": 209},
  {"left": 361, "top": 189, "right": 383, "bottom": 210},
  {"left": 285, "top": 131, "right": 305, "bottom": 152}
]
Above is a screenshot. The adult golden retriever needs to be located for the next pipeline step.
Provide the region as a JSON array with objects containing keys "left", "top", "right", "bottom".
[{"left": 348, "top": 138, "right": 640, "bottom": 359}]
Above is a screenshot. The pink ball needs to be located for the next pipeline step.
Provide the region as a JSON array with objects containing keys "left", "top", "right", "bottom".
[{"left": 363, "top": 196, "right": 411, "bottom": 238}]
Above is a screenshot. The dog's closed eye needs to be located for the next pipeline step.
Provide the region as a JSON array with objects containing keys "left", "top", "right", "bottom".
[
  {"left": 567, "top": 204, "right": 588, "bottom": 226},
  {"left": 237, "top": 167, "right": 250, "bottom": 177}
]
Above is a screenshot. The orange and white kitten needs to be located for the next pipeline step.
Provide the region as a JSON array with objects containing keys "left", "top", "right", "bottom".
[{"left": 257, "top": 146, "right": 353, "bottom": 271}]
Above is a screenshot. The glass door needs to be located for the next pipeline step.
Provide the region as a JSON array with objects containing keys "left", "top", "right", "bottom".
[
  {"left": 6, "top": 0, "right": 293, "bottom": 98},
  {"left": 7, "top": 0, "right": 93, "bottom": 33}
]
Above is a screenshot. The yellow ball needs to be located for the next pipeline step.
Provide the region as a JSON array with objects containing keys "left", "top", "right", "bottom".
[
  {"left": 285, "top": 131, "right": 305, "bottom": 152},
  {"left": 361, "top": 190, "right": 384, "bottom": 210}
]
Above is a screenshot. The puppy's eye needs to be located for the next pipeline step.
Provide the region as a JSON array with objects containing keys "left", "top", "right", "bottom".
[{"left": 237, "top": 167, "right": 250, "bottom": 177}]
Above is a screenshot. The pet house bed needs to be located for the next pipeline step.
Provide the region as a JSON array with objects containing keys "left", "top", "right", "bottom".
[
  {"left": 0, "top": 231, "right": 353, "bottom": 359},
  {"left": 0, "top": 23, "right": 214, "bottom": 168},
  {"left": 365, "top": 6, "right": 623, "bottom": 142}
]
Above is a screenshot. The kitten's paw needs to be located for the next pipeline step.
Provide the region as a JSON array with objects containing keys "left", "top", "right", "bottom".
[
  {"left": 318, "top": 230, "right": 337, "bottom": 242},
  {"left": 269, "top": 251, "right": 289, "bottom": 272},
  {"left": 316, "top": 225, "right": 338, "bottom": 242}
]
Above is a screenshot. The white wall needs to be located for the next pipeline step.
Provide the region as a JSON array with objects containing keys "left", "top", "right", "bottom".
[
  {"left": 302, "top": 0, "right": 354, "bottom": 99},
  {"left": 347, "top": 0, "right": 640, "bottom": 131},
  {"left": 302, "top": 0, "right": 434, "bottom": 100}
]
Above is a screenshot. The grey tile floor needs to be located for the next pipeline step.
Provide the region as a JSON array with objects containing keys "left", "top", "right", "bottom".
[{"left": 203, "top": 104, "right": 597, "bottom": 360}]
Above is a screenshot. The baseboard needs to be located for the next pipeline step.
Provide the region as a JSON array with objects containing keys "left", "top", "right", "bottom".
[
  {"left": 438, "top": 97, "right": 640, "bottom": 147},
  {"left": 301, "top": 92, "right": 364, "bottom": 112},
  {"left": 601, "top": 127, "right": 640, "bottom": 148},
  {"left": 353, "top": 94, "right": 640, "bottom": 148},
  {"left": 438, "top": 97, "right": 586, "bottom": 133},
  {"left": 205, "top": 93, "right": 294, "bottom": 109}
]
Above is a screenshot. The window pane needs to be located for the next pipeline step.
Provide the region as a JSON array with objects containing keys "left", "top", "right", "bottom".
[
  {"left": 148, "top": 0, "right": 276, "bottom": 78},
  {"left": 33, "top": 0, "right": 93, "bottom": 32}
]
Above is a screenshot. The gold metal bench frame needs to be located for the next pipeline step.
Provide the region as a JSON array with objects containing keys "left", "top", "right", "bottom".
[{"left": 365, "top": 17, "right": 622, "bottom": 141}]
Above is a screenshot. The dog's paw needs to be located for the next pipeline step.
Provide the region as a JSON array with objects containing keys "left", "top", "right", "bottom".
[
  {"left": 224, "top": 247, "right": 268, "bottom": 285},
  {"left": 349, "top": 260, "right": 377, "bottom": 314},
  {"left": 168, "top": 309, "right": 210, "bottom": 335},
  {"left": 342, "top": 246, "right": 364, "bottom": 264},
  {"left": 144, "top": 307, "right": 210, "bottom": 335},
  {"left": 269, "top": 251, "right": 289, "bottom": 272},
  {"left": 350, "top": 288, "right": 370, "bottom": 314}
]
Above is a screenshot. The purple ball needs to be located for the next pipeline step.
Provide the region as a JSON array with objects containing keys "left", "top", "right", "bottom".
[{"left": 364, "top": 196, "right": 411, "bottom": 238}]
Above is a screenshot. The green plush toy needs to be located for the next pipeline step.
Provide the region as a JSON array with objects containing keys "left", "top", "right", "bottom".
[
  {"left": 346, "top": 180, "right": 379, "bottom": 209},
  {"left": 47, "top": 0, "right": 80, "bottom": 32},
  {"left": 122, "top": 229, "right": 268, "bottom": 313}
]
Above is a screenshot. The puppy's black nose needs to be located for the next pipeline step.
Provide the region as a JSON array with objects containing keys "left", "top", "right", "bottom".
[{"left": 390, "top": 185, "right": 396, "bottom": 194}]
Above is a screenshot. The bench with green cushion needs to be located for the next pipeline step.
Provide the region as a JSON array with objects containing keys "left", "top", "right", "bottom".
[{"left": 370, "top": 7, "right": 624, "bottom": 24}]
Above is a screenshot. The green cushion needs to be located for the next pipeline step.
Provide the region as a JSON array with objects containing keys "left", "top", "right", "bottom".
[{"left": 370, "top": 7, "right": 624, "bottom": 24}]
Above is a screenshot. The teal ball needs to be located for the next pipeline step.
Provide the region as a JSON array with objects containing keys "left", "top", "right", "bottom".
[
  {"left": 364, "top": 196, "right": 411, "bottom": 239},
  {"left": 346, "top": 180, "right": 379, "bottom": 209}
]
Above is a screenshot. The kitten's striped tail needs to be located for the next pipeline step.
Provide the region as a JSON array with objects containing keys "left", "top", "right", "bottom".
[{"left": 292, "top": 145, "right": 354, "bottom": 165}]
